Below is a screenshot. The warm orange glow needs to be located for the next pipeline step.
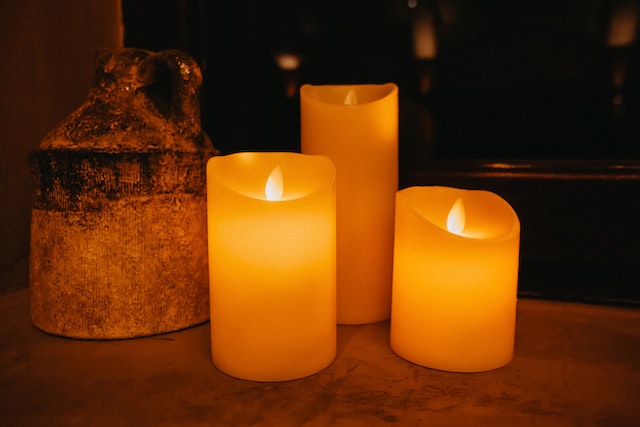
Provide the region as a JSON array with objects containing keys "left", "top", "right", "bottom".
[
  {"left": 607, "top": 0, "right": 639, "bottom": 47},
  {"left": 207, "top": 152, "right": 336, "bottom": 382},
  {"left": 274, "top": 52, "right": 301, "bottom": 71},
  {"left": 412, "top": 7, "right": 437, "bottom": 59},
  {"left": 446, "top": 198, "right": 465, "bottom": 235},
  {"left": 264, "top": 165, "right": 283, "bottom": 201},
  {"left": 301, "top": 83, "right": 398, "bottom": 325},
  {"left": 391, "top": 186, "right": 520, "bottom": 372}
]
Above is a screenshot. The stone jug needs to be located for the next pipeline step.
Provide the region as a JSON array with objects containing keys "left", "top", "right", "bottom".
[{"left": 29, "top": 48, "right": 217, "bottom": 339}]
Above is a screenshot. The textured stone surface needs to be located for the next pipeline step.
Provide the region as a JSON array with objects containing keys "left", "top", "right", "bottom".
[
  {"left": 1, "top": 290, "right": 639, "bottom": 426},
  {"left": 29, "top": 48, "right": 216, "bottom": 338},
  {"left": 29, "top": 190, "right": 209, "bottom": 338}
]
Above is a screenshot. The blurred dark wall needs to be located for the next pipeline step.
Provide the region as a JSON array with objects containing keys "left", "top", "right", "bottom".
[{"left": 122, "top": 0, "right": 640, "bottom": 160}]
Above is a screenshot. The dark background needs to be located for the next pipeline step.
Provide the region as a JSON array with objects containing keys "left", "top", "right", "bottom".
[
  {"left": 122, "top": 0, "right": 640, "bottom": 306},
  {"left": 122, "top": 0, "right": 640, "bottom": 160}
]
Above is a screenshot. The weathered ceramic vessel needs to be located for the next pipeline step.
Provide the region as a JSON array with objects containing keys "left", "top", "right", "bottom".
[{"left": 29, "top": 48, "right": 217, "bottom": 339}]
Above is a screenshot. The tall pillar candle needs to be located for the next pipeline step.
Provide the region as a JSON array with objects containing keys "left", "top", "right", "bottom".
[
  {"left": 391, "top": 186, "right": 520, "bottom": 372},
  {"left": 206, "top": 152, "right": 336, "bottom": 381},
  {"left": 300, "top": 83, "right": 398, "bottom": 324}
]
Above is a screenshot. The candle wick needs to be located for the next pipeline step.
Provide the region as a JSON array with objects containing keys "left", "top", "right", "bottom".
[{"left": 344, "top": 89, "right": 358, "bottom": 105}]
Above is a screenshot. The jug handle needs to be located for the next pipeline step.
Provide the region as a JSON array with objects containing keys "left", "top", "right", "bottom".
[{"left": 138, "top": 50, "right": 206, "bottom": 145}]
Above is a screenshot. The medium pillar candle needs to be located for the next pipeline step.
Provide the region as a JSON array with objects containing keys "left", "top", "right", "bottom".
[
  {"left": 206, "top": 152, "right": 336, "bottom": 381},
  {"left": 391, "top": 186, "right": 520, "bottom": 372},
  {"left": 300, "top": 83, "right": 398, "bottom": 324}
]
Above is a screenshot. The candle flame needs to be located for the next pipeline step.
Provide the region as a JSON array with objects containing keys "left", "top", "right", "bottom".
[
  {"left": 446, "top": 198, "right": 465, "bottom": 235},
  {"left": 265, "top": 165, "right": 284, "bottom": 201},
  {"left": 344, "top": 89, "right": 358, "bottom": 105}
]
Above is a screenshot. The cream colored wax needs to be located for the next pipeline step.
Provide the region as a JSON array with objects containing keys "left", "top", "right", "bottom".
[
  {"left": 391, "top": 186, "right": 520, "bottom": 372},
  {"left": 206, "top": 152, "right": 336, "bottom": 381},
  {"left": 300, "top": 83, "right": 398, "bottom": 324}
]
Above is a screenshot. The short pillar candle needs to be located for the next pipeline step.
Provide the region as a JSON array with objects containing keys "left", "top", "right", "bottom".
[
  {"left": 300, "top": 83, "right": 398, "bottom": 325},
  {"left": 391, "top": 186, "right": 520, "bottom": 372},
  {"left": 206, "top": 152, "right": 336, "bottom": 381}
]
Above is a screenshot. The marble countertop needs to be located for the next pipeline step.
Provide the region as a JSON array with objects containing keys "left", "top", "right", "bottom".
[{"left": 1, "top": 289, "right": 639, "bottom": 426}]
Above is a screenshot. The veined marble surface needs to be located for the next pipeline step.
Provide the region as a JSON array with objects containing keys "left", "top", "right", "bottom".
[{"left": 1, "top": 289, "right": 638, "bottom": 426}]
